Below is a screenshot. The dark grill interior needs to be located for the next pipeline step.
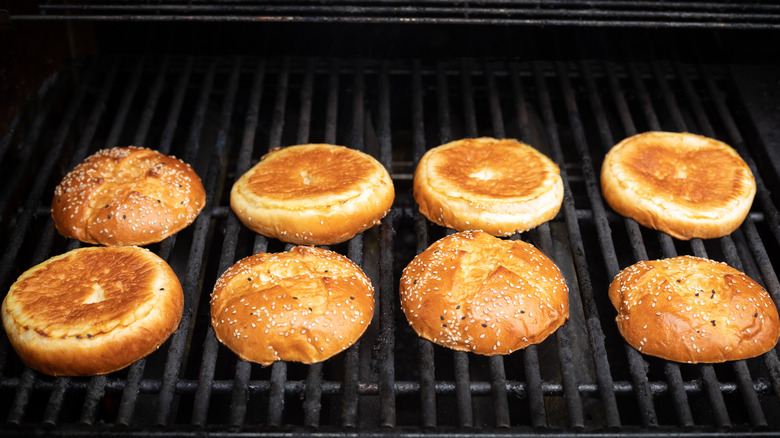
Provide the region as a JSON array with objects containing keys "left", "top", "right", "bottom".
[{"left": 1, "top": 53, "right": 780, "bottom": 436}]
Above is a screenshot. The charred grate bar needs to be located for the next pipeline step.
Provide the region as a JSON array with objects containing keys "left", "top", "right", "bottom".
[
  {"left": 10, "top": 0, "right": 780, "bottom": 29},
  {"left": 0, "top": 55, "right": 779, "bottom": 436}
]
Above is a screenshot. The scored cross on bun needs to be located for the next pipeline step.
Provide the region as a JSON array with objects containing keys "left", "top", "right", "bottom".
[
  {"left": 400, "top": 231, "right": 569, "bottom": 355},
  {"left": 52, "top": 146, "right": 206, "bottom": 246},
  {"left": 609, "top": 256, "right": 780, "bottom": 363}
]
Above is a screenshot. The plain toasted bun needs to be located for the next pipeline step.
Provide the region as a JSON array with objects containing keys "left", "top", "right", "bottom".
[
  {"left": 1, "top": 246, "right": 183, "bottom": 376},
  {"left": 230, "top": 144, "right": 394, "bottom": 245},
  {"left": 609, "top": 256, "right": 780, "bottom": 363},
  {"left": 413, "top": 137, "right": 563, "bottom": 236},
  {"left": 210, "top": 246, "right": 374, "bottom": 366},
  {"left": 52, "top": 146, "right": 206, "bottom": 246},
  {"left": 399, "top": 231, "right": 568, "bottom": 355},
  {"left": 601, "top": 132, "right": 756, "bottom": 240}
]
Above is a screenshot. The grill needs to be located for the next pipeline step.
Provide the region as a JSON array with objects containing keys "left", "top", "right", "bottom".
[
  {"left": 11, "top": 0, "right": 780, "bottom": 29},
  {"left": 1, "top": 38, "right": 780, "bottom": 437}
]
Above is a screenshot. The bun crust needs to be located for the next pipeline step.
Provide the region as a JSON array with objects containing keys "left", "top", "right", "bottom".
[
  {"left": 399, "top": 231, "right": 568, "bottom": 355},
  {"left": 230, "top": 144, "right": 394, "bottom": 245},
  {"left": 601, "top": 132, "right": 756, "bottom": 240},
  {"left": 414, "top": 138, "right": 563, "bottom": 236},
  {"left": 210, "top": 246, "right": 374, "bottom": 366},
  {"left": 1, "top": 246, "right": 183, "bottom": 376},
  {"left": 609, "top": 256, "right": 780, "bottom": 363},
  {"left": 52, "top": 146, "right": 206, "bottom": 246}
]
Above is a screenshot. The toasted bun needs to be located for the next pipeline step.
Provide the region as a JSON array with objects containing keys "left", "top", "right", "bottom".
[
  {"left": 399, "top": 231, "right": 568, "bottom": 355},
  {"left": 52, "top": 146, "right": 206, "bottom": 246},
  {"left": 413, "top": 138, "right": 563, "bottom": 236},
  {"left": 1, "top": 246, "right": 183, "bottom": 376},
  {"left": 609, "top": 256, "right": 780, "bottom": 363},
  {"left": 601, "top": 132, "right": 756, "bottom": 240},
  {"left": 211, "top": 246, "right": 374, "bottom": 366},
  {"left": 230, "top": 144, "right": 394, "bottom": 245}
]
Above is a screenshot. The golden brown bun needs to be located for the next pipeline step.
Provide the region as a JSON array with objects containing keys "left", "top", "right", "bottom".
[
  {"left": 601, "top": 132, "right": 756, "bottom": 240},
  {"left": 399, "top": 231, "right": 568, "bottom": 355},
  {"left": 210, "top": 246, "right": 374, "bottom": 366},
  {"left": 413, "top": 137, "right": 563, "bottom": 236},
  {"left": 230, "top": 144, "right": 394, "bottom": 245},
  {"left": 1, "top": 247, "right": 183, "bottom": 376},
  {"left": 609, "top": 256, "right": 780, "bottom": 363},
  {"left": 52, "top": 146, "right": 206, "bottom": 246}
]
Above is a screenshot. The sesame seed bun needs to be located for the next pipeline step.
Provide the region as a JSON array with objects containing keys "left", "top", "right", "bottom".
[
  {"left": 230, "top": 144, "right": 394, "bottom": 245},
  {"left": 609, "top": 256, "right": 780, "bottom": 363},
  {"left": 601, "top": 132, "right": 756, "bottom": 240},
  {"left": 210, "top": 246, "right": 374, "bottom": 366},
  {"left": 413, "top": 138, "right": 563, "bottom": 236},
  {"left": 52, "top": 146, "right": 206, "bottom": 246},
  {"left": 399, "top": 231, "right": 569, "bottom": 355},
  {"left": 1, "top": 246, "right": 183, "bottom": 376}
]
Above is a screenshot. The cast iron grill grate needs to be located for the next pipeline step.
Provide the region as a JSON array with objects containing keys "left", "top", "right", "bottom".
[
  {"left": 0, "top": 55, "right": 779, "bottom": 436},
  {"left": 11, "top": 0, "right": 780, "bottom": 29}
]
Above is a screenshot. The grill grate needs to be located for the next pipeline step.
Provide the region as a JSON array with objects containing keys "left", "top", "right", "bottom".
[
  {"left": 10, "top": 0, "right": 780, "bottom": 29},
  {"left": 1, "top": 55, "right": 780, "bottom": 436}
]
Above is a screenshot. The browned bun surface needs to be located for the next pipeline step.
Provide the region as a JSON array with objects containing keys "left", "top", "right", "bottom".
[
  {"left": 609, "top": 256, "right": 780, "bottom": 363},
  {"left": 601, "top": 132, "right": 756, "bottom": 240},
  {"left": 52, "top": 146, "right": 206, "bottom": 246},
  {"left": 1, "top": 246, "right": 183, "bottom": 376},
  {"left": 413, "top": 137, "right": 563, "bottom": 236},
  {"left": 399, "top": 231, "right": 568, "bottom": 355},
  {"left": 210, "top": 246, "right": 374, "bottom": 366},
  {"left": 230, "top": 144, "right": 394, "bottom": 245}
]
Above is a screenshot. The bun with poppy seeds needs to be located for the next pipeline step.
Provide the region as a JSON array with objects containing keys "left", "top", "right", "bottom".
[
  {"left": 52, "top": 146, "right": 205, "bottom": 246},
  {"left": 399, "top": 231, "right": 568, "bottom": 355},
  {"left": 609, "top": 256, "right": 780, "bottom": 363},
  {"left": 211, "top": 246, "right": 374, "bottom": 366}
]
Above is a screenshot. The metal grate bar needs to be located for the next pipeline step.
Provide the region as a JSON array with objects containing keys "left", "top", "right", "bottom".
[
  {"left": 482, "top": 61, "right": 510, "bottom": 429},
  {"left": 377, "top": 63, "right": 397, "bottom": 428},
  {"left": 598, "top": 60, "right": 695, "bottom": 427},
  {"left": 341, "top": 61, "right": 365, "bottom": 428},
  {"left": 449, "top": 61, "right": 474, "bottom": 429},
  {"left": 133, "top": 55, "right": 170, "bottom": 146},
  {"left": 324, "top": 60, "right": 340, "bottom": 145},
  {"left": 155, "top": 59, "right": 219, "bottom": 426},
  {"left": 411, "top": 60, "right": 437, "bottom": 430},
  {"left": 303, "top": 363, "right": 324, "bottom": 427},
  {"left": 296, "top": 59, "right": 315, "bottom": 145},
  {"left": 158, "top": 57, "right": 194, "bottom": 155},
  {"left": 42, "top": 377, "right": 69, "bottom": 425},
  {"left": 191, "top": 56, "right": 243, "bottom": 427},
  {"left": 531, "top": 223, "right": 586, "bottom": 429},
  {"left": 509, "top": 61, "right": 548, "bottom": 430},
  {"left": 533, "top": 61, "right": 623, "bottom": 429},
  {"left": 265, "top": 60, "right": 293, "bottom": 428}
]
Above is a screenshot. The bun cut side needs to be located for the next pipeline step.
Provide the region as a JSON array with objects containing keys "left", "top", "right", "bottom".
[
  {"left": 230, "top": 144, "right": 394, "bottom": 245},
  {"left": 601, "top": 131, "right": 756, "bottom": 240},
  {"left": 609, "top": 256, "right": 780, "bottom": 363},
  {"left": 400, "top": 231, "right": 568, "bottom": 355},
  {"left": 52, "top": 146, "right": 206, "bottom": 246},
  {"left": 211, "top": 246, "right": 374, "bottom": 366},
  {"left": 1, "top": 246, "right": 183, "bottom": 376},
  {"left": 414, "top": 137, "right": 563, "bottom": 236}
]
